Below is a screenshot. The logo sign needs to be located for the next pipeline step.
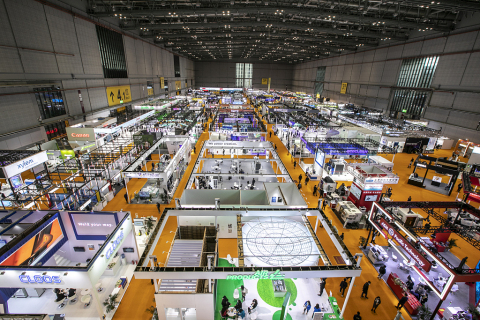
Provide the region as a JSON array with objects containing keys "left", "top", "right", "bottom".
[
  {"left": 19, "top": 274, "right": 61, "bottom": 284},
  {"left": 226, "top": 270, "right": 285, "bottom": 280},
  {"left": 106, "top": 85, "right": 132, "bottom": 106},
  {"left": 3, "top": 151, "right": 49, "bottom": 179},
  {"left": 105, "top": 231, "right": 124, "bottom": 260},
  {"left": 66, "top": 128, "right": 96, "bottom": 141},
  {"left": 379, "top": 218, "right": 432, "bottom": 272}
]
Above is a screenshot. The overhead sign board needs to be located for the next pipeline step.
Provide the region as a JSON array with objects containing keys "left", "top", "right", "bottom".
[
  {"left": 106, "top": 85, "right": 132, "bottom": 106},
  {"left": 160, "top": 77, "right": 165, "bottom": 89},
  {"left": 66, "top": 127, "right": 96, "bottom": 141},
  {"left": 124, "top": 172, "right": 162, "bottom": 179},
  {"left": 175, "top": 81, "right": 182, "bottom": 90},
  {"left": 199, "top": 87, "right": 243, "bottom": 92},
  {"left": 2, "top": 151, "right": 49, "bottom": 179},
  {"left": 147, "top": 88, "right": 154, "bottom": 96},
  {"left": 379, "top": 218, "right": 432, "bottom": 272},
  {"left": 340, "top": 82, "right": 348, "bottom": 94},
  {"left": 262, "top": 78, "right": 268, "bottom": 85}
]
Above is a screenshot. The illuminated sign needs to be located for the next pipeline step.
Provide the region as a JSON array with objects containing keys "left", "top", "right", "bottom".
[
  {"left": 66, "top": 128, "right": 95, "bottom": 141},
  {"left": 226, "top": 269, "right": 285, "bottom": 280},
  {"left": 19, "top": 275, "right": 61, "bottom": 284},
  {"left": 71, "top": 133, "right": 89, "bottom": 138},
  {"left": 379, "top": 218, "right": 432, "bottom": 272},
  {"left": 105, "top": 231, "right": 124, "bottom": 259},
  {"left": 2, "top": 151, "right": 49, "bottom": 179}
]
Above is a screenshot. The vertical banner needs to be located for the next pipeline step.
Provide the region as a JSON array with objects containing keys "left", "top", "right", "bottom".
[
  {"left": 160, "top": 77, "right": 165, "bottom": 89},
  {"left": 147, "top": 88, "right": 154, "bottom": 96},
  {"left": 340, "top": 82, "right": 348, "bottom": 94},
  {"left": 267, "top": 78, "right": 271, "bottom": 91},
  {"left": 261, "top": 78, "right": 268, "bottom": 85}
]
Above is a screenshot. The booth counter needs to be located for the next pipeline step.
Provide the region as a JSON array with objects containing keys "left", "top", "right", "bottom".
[{"left": 386, "top": 273, "right": 420, "bottom": 315}]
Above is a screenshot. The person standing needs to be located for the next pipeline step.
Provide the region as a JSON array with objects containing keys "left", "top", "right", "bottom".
[
  {"left": 313, "top": 185, "right": 318, "bottom": 196},
  {"left": 241, "top": 285, "right": 248, "bottom": 301},
  {"left": 156, "top": 202, "right": 161, "bottom": 213},
  {"left": 353, "top": 311, "right": 362, "bottom": 320},
  {"left": 408, "top": 158, "right": 414, "bottom": 168},
  {"left": 299, "top": 174, "right": 303, "bottom": 184},
  {"left": 124, "top": 192, "right": 128, "bottom": 203},
  {"left": 312, "top": 304, "right": 321, "bottom": 318},
  {"left": 303, "top": 300, "right": 311, "bottom": 314},
  {"left": 305, "top": 176, "right": 310, "bottom": 185},
  {"left": 371, "top": 296, "right": 381, "bottom": 313},
  {"left": 294, "top": 160, "right": 297, "bottom": 169},
  {"left": 340, "top": 233, "right": 344, "bottom": 240},
  {"left": 424, "top": 222, "right": 431, "bottom": 234},
  {"left": 322, "top": 200, "right": 327, "bottom": 211},
  {"left": 361, "top": 281, "right": 371, "bottom": 298},
  {"left": 457, "top": 183, "right": 463, "bottom": 193},
  {"left": 407, "top": 196, "right": 412, "bottom": 201},
  {"left": 376, "top": 265, "right": 385, "bottom": 279},
  {"left": 193, "top": 146, "right": 196, "bottom": 154},
  {"left": 396, "top": 293, "right": 409, "bottom": 310},
  {"left": 318, "top": 278, "right": 326, "bottom": 296},
  {"left": 339, "top": 278, "right": 348, "bottom": 297},
  {"left": 269, "top": 131, "right": 272, "bottom": 138}
]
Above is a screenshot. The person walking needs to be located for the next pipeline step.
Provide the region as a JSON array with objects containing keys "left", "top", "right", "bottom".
[
  {"left": 305, "top": 176, "right": 310, "bottom": 185},
  {"left": 312, "top": 304, "right": 321, "bottom": 319},
  {"left": 353, "top": 311, "right": 362, "bottom": 320},
  {"left": 298, "top": 174, "right": 303, "bottom": 184},
  {"left": 339, "top": 278, "right": 348, "bottom": 297},
  {"left": 424, "top": 222, "right": 431, "bottom": 234},
  {"left": 313, "top": 185, "right": 318, "bottom": 196},
  {"left": 293, "top": 160, "right": 297, "bottom": 169},
  {"left": 340, "top": 233, "right": 344, "bottom": 240},
  {"left": 371, "top": 296, "right": 381, "bottom": 313},
  {"left": 322, "top": 200, "right": 327, "bottom": 211},
  {"left": 378, "top": 265, "right": 386, "bottom": 279},
  {"left": 457, "top": 183, "right": 463, "bottom": 193},
  {"left": 407, "top": 196, "right": 412, "bottom": 201},
  {"left": 318, "top": 278, "right": 326, "bottom": 296},
  {"left": 269, "top": 131, "right": 272, "bottom": 138},
  {"left": 303, "top": 300, "right": 311, "bottom": 315},
  {"left": 361, "top": 281, "right": 371, "bottom": 298},
  {"left": 124, "top": 192, "right": 128, "bottom": 203},
  {"left": 156, "top": 202, "right": 161, "bottom": 213},
  {"left": 297, "top": 182, "right": 302, "bottom": 190},
  {"left": 408, "top": 158, "right": 414, "bottom": 168},
  {"left": 193, "top": 146, "right": 196, "bottom": 154},
  {"left": 396, "top": 293, "right": 409, "bottom": 310}
]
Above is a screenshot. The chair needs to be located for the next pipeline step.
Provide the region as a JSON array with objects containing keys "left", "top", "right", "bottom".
[
  {"left": 56, "top": 296, "right": 68, "bottom": 309},
  {"left": 450, "top": 284, "right": 459, "bottom": 294},
  {"left": 81, "top": 294, "right": 92, "bottom": 308},
  {"left": 391, "top": 253, "right": 398, "bottom": 261},
  {"left": 227, "top": 254, "right": 235, "bottom": 265},
  {"left": 233, "top": 288, "right": 240, "bottom": 300},
  {"left": 68, "top": 289, "right": 78, "bottom": 304}
]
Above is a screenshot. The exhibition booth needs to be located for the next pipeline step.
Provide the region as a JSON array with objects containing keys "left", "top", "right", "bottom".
[
  {"left": 408, "top": 155, "right": 463, "bottom": 196},
  {"left": 134, "top": 208, "right": 362, "bottom": 320},
  {"left": 0, "top": 210, "right": 139, "bottom": 320},
  {"left": 365, "top": 201, "right": 480, "bottom": 319},
  {"left": 123, "top": 136, "right": 191, "bottom": 204}
]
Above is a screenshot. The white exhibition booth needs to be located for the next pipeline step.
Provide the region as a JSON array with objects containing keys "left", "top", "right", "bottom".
[{"left": 0, "top": 211, "right": 140, "bottom": 320}]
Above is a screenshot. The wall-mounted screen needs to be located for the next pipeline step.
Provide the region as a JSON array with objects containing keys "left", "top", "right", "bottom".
[
  {"left": 0, "top": 218, "right": 64, "bottom": 266},
  {"left": 73, "top": 246, "right": 85, "bottom": 252},
  {"left": 349, "top": 183, "right": 362, "bottom": 200},
  {"left": 69, "top": 213, "right": 118, "bottom": 240},
  {"left": 123, "top": 247, "right": 134, "bottom": 253}
]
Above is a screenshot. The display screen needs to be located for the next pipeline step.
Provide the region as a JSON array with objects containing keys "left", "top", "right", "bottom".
[
  {"left": 315, "top": 150, "right": 325, "bottom": 169},
  {"left": 349, "top": 183, "right": 362, "bottom": 200},
  {"left": 10, "top": 175, "right": 23, "bottom": 189},
  {"left": 0, "top": 218, "right": 64, "bottom": 266},
  {"left": 69, "top": 213, "right": 118, "bottom": 239}
]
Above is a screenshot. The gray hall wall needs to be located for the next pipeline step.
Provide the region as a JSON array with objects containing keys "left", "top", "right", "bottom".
[
  {"left": 0, "top": 0, "right": 194, "bottom": 149},
  {"left": 292, "top": 25, "right": 480, "bottom": 144},
  {"left": 195, "top": 62, "right": 293, "bottom": 91}
]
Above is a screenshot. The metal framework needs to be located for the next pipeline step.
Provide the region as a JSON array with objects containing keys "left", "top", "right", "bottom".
[
  {"left": 88, "top": 0, "right": 479, "bottom": 62},
  {"left": 302, "top": 137, "right": 396, "bottom": 156}
]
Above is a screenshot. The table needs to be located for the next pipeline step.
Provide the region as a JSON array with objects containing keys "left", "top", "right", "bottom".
[
  {"left": 81, "top": 288, "right": 91, "bottom": 296},
  {"left": 386, "top": 273, "right": 420, "bottom": 315},
  {"left": 227, "top": 307, "right": 237, "bottom": 318}
]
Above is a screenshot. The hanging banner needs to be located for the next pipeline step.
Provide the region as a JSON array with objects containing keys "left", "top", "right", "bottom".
[
  {"left": 175, "top": 81, "right": 182, "bottom": 90},
  {"left": 262, "top": 78, "right": 268, "bottom": 85},
  {"left": 160, "top": 77, "right": 165, "bottom": 89},
  {"left": 340, "top": 82, "right": 348, "bottom": 94},
  {"left": 147, "top": 88, "right": 154, "bottom": 96},
  {"left": 106, "top": 85, "right": 132, "bottom": 106}
]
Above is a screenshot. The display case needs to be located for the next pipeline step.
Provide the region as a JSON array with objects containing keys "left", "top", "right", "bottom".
[{"left": 272, "top": 279, "right": 287, "bottom": 298}]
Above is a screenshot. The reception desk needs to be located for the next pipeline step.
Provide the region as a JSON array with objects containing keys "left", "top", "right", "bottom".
[{"left": 387, "top": 273, "right": 420, "bottom": 316}]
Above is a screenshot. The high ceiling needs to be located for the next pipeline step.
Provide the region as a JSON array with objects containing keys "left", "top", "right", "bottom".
[{"left": 89, "top": 0, "right": 480, "bottom": 62}]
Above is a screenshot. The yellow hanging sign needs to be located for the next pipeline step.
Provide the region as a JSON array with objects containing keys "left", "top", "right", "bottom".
[
  {"left": 160, "top": 77, "right": 165, "bottom": 89},
  {"left": 261, "top": 78, "right": 268, "bottom": 85},
  {"left": 106, "top": 85, "right": 132, "bottom": 106},
  {"left": 340, "top": 82, "right": 348, "bottom": 94},
  {"left": 175, "top": 81, "right": 182, "bottom": 90},
  {"left": 147, "top": 88, "right": 154, "bottom": 96}
]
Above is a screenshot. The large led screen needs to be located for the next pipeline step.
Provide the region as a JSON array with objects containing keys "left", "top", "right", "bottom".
[
  {"left": 69, "top": 213, "right": 118, "bottom": 240},
  {"left": 0, "top": 218, "right": 64, "bottom": 266}
]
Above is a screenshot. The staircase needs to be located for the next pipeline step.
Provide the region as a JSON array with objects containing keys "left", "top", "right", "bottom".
[
  {"left": 53, "top": 254, "right": 73, "bottom": 267},
  {"left": 158, "top": 240, "right": 203, "bottom": 292}
]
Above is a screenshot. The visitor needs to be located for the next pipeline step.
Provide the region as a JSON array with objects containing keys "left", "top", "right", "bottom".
[
  {"left": 221, "top": 296, "right": 230, "bottom": 308},
  {"left": 424, "top": 222, "right": 431, "bottom": 234},
  {"left": 124, "top": 193, "right": 128, "bottom": 203},
  {"left": 339, "top": 278, "right": 348, "bottom": 297},
  {"left": 340, "top": 233, "right": 344, "bottom": 240},
  {"left": 156, "top": 202, "right": 160, "bottom": 213},
  {"left": 396, "top": 293, "right": 409, "bottom": 310},
  {"left": 303, "top": 300, "right": 311, "bottom": 314},
  {"left": 313, "top": 185, "right": 318, "bottom": 196},
  {"left": 294, "top": 160, "right": 297, "bottom": 169},
  {"left": 371, "top": 296, "right": 381, "bottom": 313},
  {"left": 299, "top": 174, "right": 303, "bottom": 183},
  {"left": 322, "top": 200, "right": 327, "bottom": 211},
  {"left": 237, "top": 308, "right": 245, "bottom": 319},
  {"left": 241, "top": 285, "right": 248, "bottom": 301},
  {"left": 457, "top": 183, "right": 463, "bottom": 193},
  {"left": 312, "top": 304, "right": 321, "bottom": 319},
  {"left": 318, "top": 278, "right": 326, "bottom": 296},
  {"left": 361, "top": 281, "right": 371, "bottom": 298},
  {"left": 235, "top": 299, "right": 242, "bottom": 311},
  {"left": 378, "top": 265, "right": 386, "bottom": 279},
  {"left": 193, "top": 146, "right": 196, "bottom": 154},
  {"left": 298, "top": 182, "right": 302, "bottom": 190},
  {"left": 305, "top": 176, "right": 310, "bottom": 185},
  {"left": 407, "top": 196, "right": 412, "bottom": 201},
  {"left": 353, "top": 311, "right": 362, "bottom": 320},
  {"left": 248, "top": 299, "right": 258, "bottom": 314}
]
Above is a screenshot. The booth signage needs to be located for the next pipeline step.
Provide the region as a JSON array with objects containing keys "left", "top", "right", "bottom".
[
  {"left": 379, "top": 218, "right": 432, "bottom": 272},
  {"left": 124, "top": 172, "right": 162, "bottom": 179},
  {"left": 2, "top": 151, "right": 48, "bottom": 179},
  {"left": 19, "top": 274, "right": 61, "bottom": 284},
  {"left": 66, "top": 128, "right": 96, "bottom": 141},
  {"left": 226, "top": 270, "right": 285, "bottom": 280},
  {"left": 106, "top": 231, "right": 124, "bottom": 259}
]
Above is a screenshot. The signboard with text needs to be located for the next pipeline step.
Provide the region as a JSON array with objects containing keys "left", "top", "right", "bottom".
[
  {"left": 160, "top": 77, "right": 165, "bottom": 89},
  {"left": 2, "top": 151, "right": 49, "bottom": 179},
  {"left": 379, "top": 218, "right": 432, "bottom": 272},
  {"left": 106, "top": 85, "right": 132, "bottom": 106},
  {"left": 66, "top": 127, "right": 96, "bottom": 141},
  {"left": 340, "top": 82, "right": 348, "bottom": 94}
]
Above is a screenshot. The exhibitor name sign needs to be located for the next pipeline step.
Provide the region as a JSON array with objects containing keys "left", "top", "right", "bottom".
[
  {"left": 379, "top": 218, "right": 432, "bottom": 272},
  {"left": 3, "top": 151, "right": 48, "bottom": 179},
  {"left": 226, "top": 269, "right": 285, "bottom": 280}
]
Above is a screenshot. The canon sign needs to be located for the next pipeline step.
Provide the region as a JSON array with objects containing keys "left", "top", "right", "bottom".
[
  {"left": 379, "top": 218, "right": 432, "bottom": 272},
  {"left": 71, "top": 133, "right": 90, "bottom": 138},
  {"left": 66, "top": 128, "right": 95, "bottom": 141}
]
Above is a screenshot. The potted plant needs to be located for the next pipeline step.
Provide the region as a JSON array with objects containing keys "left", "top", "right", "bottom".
[
  {"left": 145, "top": 218, "right": 154, "bottom": 236},
  {"left": 103, "top": 293, "right": 118, "bottom": 313},
  {"left": 447, "top": 238, "right": 459, "bottom": 251},
  {"left": 146, "top": 299, "right": 159, "bottom": 320},
  {"left": 416, "top": 305, "right": 432, "bottom": 320}
]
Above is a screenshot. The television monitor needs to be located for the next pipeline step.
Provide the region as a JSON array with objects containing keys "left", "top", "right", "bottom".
[{"left": 73, "top": 246, "right": 85, "bottom": 252}]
